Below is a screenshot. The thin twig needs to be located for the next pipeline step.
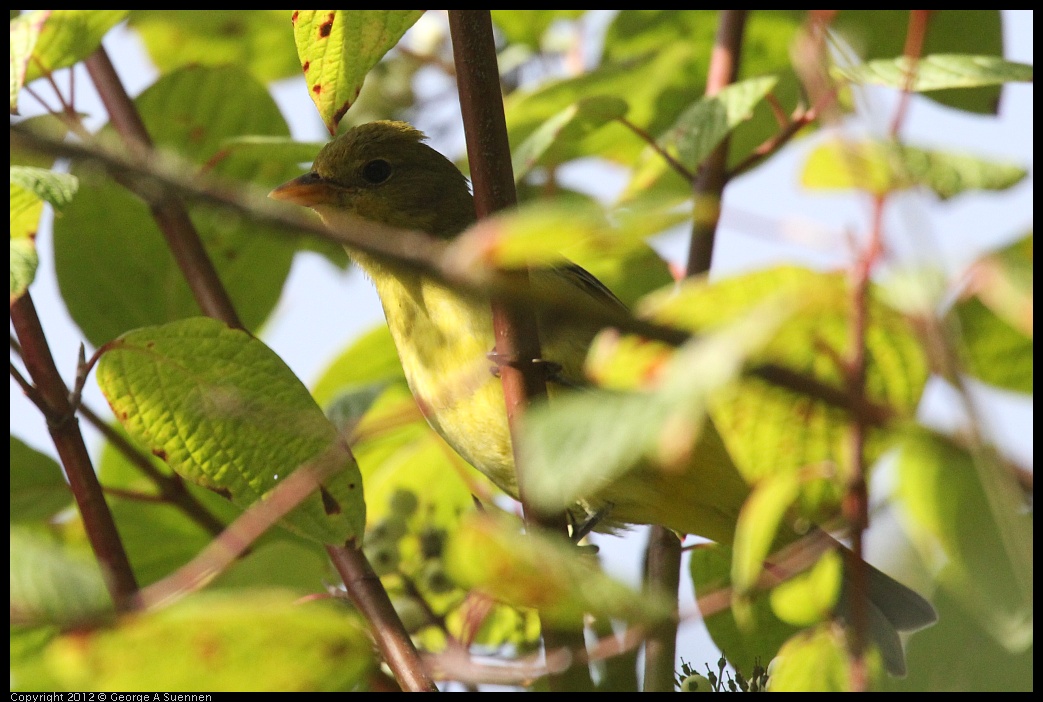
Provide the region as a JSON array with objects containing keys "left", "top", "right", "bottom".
[{"left": 616, "top": 116, "right": 696, "bottom": 182}]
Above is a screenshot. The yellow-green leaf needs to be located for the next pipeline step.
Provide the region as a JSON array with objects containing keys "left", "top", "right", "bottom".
[
  {"left": 731, "top": 471, "right": 802, "bottom": 594},
  {"left": 802, "top": 138, "right": 1027, "bottom": 200},
  {"left": 19, "top": 10, "right": 127, "bottom": 84},
  {"left": 833, "top": 54, "right": 1033, "bottom": 92},
  {"left": 689, "top": 543, "right": 800, "bottom": 680},
  {"left": 642, "top": 266, "right": 928, "bottom": 487},
  {"left": 96, "top": 317, "right": 366, "bottom": 546},
  {"left": 11, "top": 167, "right": 77, "bottom": 298},
  {"left": 292, "top": 10, "right": 424, "bottom": 134},
  {"left": 44, "top": 591, "right": 373, "bottom": 692},
  {"left": 512, "top": 96, "right": 629, "bottom": 180},
  {"left": 769, "top": 550, "right": 843, "bottom": 627},
  {"left": 9, "top": 10, "right": 50, "bottom": 113},
  {"left": 446, "top": 514, "right": 671, "bottom": 628},
  {"left": 128, "top": 10, "right": 302, "bottom": 82},
  {"left": 54, "top": 65, "right": 298, "bottom": 347},
  {"left": 767, "top": 625, "right": 881, "bottom": 691}
]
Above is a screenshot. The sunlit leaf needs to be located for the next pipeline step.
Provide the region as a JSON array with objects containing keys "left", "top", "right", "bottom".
[
  {"left": 44, "top": 591, "right": 373, "bottom": 691},
  {"left": 292, "top": 10, "right": 424, "bottom": 134},
  {"left": 446, "top": 514, "right": 672, "bottom": 628},
  {"left": 802, "top": 138, "right": 1026, "bottom": 200},
  {"left": 11, "top": 167, "right": 77, "bottom": 298},
  {"left": 20, "top": 10, "right": 128, "bottom": 83},
  {"left": 512, "top": 96, "right": 628, "bottom": 180},
  {"left": 831, "top": 11, "right": 1005, "bottom": 114},
  {"left": 833, "top": 54, "right": 1032, "bottom": 92},
  {"left": 522, "top": 296, "right": 793, "bottom": 541},
  {"left": 770, "top": 550, "right": 843, "bottom": 627},
  {"left": 642, "top": 266, "right": 928, "bottom": 487},
  {"left": 96, "top": 317, "right": 366, "bottom": 546},
  {"left": 690, "top": 542, "right": 800, "bottom": 679},
  {"left": 767, "top": 624, "right": 882, "bottom": 691}
]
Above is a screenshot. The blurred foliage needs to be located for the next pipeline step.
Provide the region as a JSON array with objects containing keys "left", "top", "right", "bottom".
[{"left": 10, "top": 9, "right": 1031, "bottom": 692}]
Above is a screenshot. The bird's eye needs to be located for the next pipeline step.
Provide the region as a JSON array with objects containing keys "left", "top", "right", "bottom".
[{"left": 361, "top": 159, "right": 392, "bottom": 185}]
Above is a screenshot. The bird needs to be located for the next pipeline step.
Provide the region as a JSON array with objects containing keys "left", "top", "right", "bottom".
[{"left": 269, "top": 120, "right": 936, "bottom": 675}]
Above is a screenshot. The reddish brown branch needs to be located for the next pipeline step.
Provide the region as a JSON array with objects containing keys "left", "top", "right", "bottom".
[
  {"left": 10, "top": 292, "right": 139, "bottom": 609},
  {"left": 327, "top": 545, "right": 438, "bottom": 692},
  {"left": 448, "top": 9, "right": 592, "bottom": 692},
  {"left": 83, "top": 47, "right": 243, "bottom": 329},
  {"left": 685, "top": 9, "right": 748, "bottom": 278}
]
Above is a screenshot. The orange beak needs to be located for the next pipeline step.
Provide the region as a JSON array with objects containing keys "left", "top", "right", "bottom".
[{"left": 268, "top": 172, "right": 340, "bottom": 207}]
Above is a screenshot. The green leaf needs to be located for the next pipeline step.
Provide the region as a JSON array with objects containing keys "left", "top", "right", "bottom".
[
  {"left": 882, "top": 586, "right": 1033, "bottom": 692},
  {"left": 955, "top": 297, "right": 1033, "bottom": 393},
  {"left": 11, "top": 166, "right": 77, "bottom": 298},
  {"left": 491, "top": 10, "right": 585, "bottom": 49},
  {"left": 642, "top": 267, "right": 928, "bottom": 487},
  {"left": 802, "top": 138, "right": 1027, "bottom": 200},
  {"left": 896, "top": 429, "right": 1033, "bottom": 651},
  {"left": 96, "top": 317, "right": 366, "bottom": 546},
  {"left": 505, "top": 44, "right": 704, "bottom": 166},
  {"left": 10, "top": 438, "right": 71, "bottom": 523},
  {"left": 689, "top": 542, "right": 800, "bottom": 679},
  {"left": 446, "top": 514, "right": 672, "bottom": 628},
  {"left": 521, "top": 295, "right": 792, "bottom": 542},
  {"left": 54, "top": 65, "right": 299, "bottom": 347},
  {"left": 954, "top": 233, "right": 1033, "bottom": 393},
  {"left": 9, "top": 10, "right": 49, "bottom": 113},
  {"left": 769, "top": 550, "right": 843, "bottom": 627},
  {"left": 833, "top": 54, "right": 1033, "bottom": 92},
  {"left": 669, "top": 76, "right": 779, "bottom": 171},
  {"left": 19, "top": 10, "right": 128, "bottom": 84},
  {"left": 10, "top": 525, "right": 114, "bottom": 628},
  {"left": 512, "top": 96, "right": 629, "bottom": 180},
  {"left": 731, "top": 470, "right": 803, "bottom": 594},
  {"left": 603, "top": 10, "right": 808, "bottom": 177},
  {"left": 767, "top": 624, "right": 881, "bottom": 691},
  {"left": 292, "top": 10, "right": 424, "bottom": 135},
  {"left": 128, "top": 10, "right": 302, "bottom": 82},
  {"left": 831, "top": 11, "right": 1005, "bottom": 114},
  {"left": 44, "top": 590, "right": 373, "bottom": 692},
  {"left": 10, "top": 166, "right": 78, "bottom": 209}
]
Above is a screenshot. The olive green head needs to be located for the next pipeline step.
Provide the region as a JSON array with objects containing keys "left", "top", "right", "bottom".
[{"left": 270, "top": 120, "right": 476, "bottom": 239}]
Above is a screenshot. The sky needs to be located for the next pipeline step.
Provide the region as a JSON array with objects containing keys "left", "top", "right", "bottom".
[{"left": 10, "top": 10, "right": 1033, "bottom": 683}]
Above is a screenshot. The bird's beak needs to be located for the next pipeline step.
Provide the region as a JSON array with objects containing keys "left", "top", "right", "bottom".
[{"left": 268, "top": 172, "right": 339, "bottom": 207}]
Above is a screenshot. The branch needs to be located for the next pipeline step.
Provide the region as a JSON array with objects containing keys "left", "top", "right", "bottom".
[
  {"left": 10, "top": 122, "right": 908, "bottom": 428},
  {"left": 645, "top": 9, "right": 749, "bottom": 693},
  {"left": 83, "top": 47, "right": 243, "bottom": 329},
  {"left": 684, "top": 9, "right": 748, "bottom": 277},
  {"left": 10, "top": 292, "right": 139, "bottom": 609},
  {"left": 448, "top": 9, "right": 593, "bottom": 692}
]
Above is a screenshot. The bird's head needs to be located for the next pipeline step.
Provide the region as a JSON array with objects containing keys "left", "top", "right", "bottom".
[{"left": 269, "top": 120, "right": 476, "bottom": 240}]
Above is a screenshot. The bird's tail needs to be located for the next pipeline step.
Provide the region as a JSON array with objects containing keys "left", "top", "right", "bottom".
[{"left": 837, "top": 555, "right": 937, "bottom": 677}]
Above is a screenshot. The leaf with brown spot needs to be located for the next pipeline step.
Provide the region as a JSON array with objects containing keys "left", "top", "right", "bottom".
[{"left": 291, "top": 10, "right": 424, "bottom": 134}]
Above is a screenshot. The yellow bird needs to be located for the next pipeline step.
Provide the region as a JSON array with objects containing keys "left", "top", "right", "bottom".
[{"left": 270, "top": 120, "right": 935, "bottom": 675}]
